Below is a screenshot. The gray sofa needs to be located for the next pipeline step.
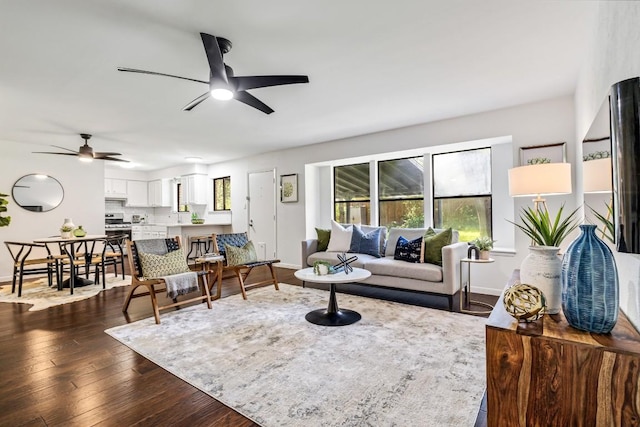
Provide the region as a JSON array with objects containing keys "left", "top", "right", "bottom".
[{"left": 301, "top": 227, "right": 469, "bottom": 310}]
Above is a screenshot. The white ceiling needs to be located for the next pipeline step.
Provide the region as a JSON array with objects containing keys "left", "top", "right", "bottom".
[{"left": 0, "top": 0, "right": 595, "bottom": 171}]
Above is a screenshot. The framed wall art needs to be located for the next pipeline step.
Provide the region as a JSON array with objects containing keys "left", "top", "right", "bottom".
[
  {"left": 519, "top": 142, "right": 567, "bottom": 166},
  {"left": 280, "top": 173, "right": 298, "bottom": 203}
]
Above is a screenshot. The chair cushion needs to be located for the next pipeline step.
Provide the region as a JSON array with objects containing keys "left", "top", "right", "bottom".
[
  {"left": 349, "top": 225, "right": 382, "bottom": 258},
  {"left": 315, "top": 228, "right": 331, "bottom": 251},
  {"left": 225, "top": 241, "right": 258, "bottom": 266},
  {"left": 365, "top": 257, "right": 443, "bottom": 282},
  {"left": 139, "top": 247, "right": 190, "bottom": 279},
  {"left": 422, "top": 228, "right": 452, "bottom": 266},
  {"left": 393, "top": 236, "right": 423, "bottom": 263},
  {"left": 326, "top": 220, "right": 353, "bottom": 252}
]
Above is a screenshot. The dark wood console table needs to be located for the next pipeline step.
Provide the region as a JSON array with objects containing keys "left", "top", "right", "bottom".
[{"left": 485, "top": 271, "right": 640, "bottom": 426}]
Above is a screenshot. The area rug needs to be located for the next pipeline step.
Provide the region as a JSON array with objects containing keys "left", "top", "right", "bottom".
[
  {"left": 105, "top": 284, "right": 486, "bottom": 427},
  {"left": 0, "top": 275, "right": 131, "bottom": 311}
]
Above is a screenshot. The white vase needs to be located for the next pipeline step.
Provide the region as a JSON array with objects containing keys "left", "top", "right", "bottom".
[
  {"left": 520, "top": 246, "right": 562, "bottom": 314},
  {"left": 62, "top": 218, "right": 75, "bottom": 230},
  {"left": 60, "top": 231, "right": 72, "bottom": 239}
]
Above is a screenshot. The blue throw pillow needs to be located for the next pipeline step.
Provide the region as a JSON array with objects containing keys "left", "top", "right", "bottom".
[
  {"left": 349, "top": 225, "right": 382, "bottom": 258},
  {"left": 393, "top": 235, "right": 423, "bottom": 263}
]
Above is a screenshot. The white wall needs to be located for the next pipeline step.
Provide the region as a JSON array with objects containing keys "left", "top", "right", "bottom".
[
  {"left": 0, "top": 140, "right": 104, "bottom": 281},
  {"left": 208, "top": 95, "right": 577, "bottom": 295},
  {"left": 575, "top": 1, "right": 640, "bottom": 329}
]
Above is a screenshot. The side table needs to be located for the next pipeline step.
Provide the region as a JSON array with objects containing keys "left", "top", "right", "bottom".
[{"left": 459, "top": 257, "right": 495, "bottom": 315}]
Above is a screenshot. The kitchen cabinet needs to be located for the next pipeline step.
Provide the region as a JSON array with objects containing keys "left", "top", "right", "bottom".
[
  {"left": 182, "top": 174, "right": 209, "bottom": 206},
  {"left": 126, "top": 180, "right": 148, "bottom": 206},
  {"left": 131, "top": 225, "right": 168, "bottom": 240},
  {"left": 104, "top": 178, "right": 127, "bottom": 198},
  {"left": 148, "top": 179, "right": 172, "bottom": 207}
]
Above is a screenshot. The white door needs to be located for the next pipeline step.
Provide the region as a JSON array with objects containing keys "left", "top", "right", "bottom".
[{"left": 248, "top": 170, "right": 277, "bottom": 260}]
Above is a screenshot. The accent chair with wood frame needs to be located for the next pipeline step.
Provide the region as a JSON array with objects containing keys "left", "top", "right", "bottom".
[
  {"left": 123, "top": 236, "right": 212, "bottom": 324},
  {"left": 211, "top": 232, "right": 280, "bottom": 299}
]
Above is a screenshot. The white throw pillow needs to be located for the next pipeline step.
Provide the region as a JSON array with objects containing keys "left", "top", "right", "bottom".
[{"left": 326, "top": 220, "right": 353, "bottom": 252}]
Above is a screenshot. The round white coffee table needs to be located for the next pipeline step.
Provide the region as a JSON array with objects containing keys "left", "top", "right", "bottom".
[{"left": 294, "top": 267, "right": 371, "bottom": 326}]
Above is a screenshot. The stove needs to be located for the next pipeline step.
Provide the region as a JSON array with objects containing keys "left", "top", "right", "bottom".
[{"left": 105, "top": 213, "right": 132, "bottom": 231}]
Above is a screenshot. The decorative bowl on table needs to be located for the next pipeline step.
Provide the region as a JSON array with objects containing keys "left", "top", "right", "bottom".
[{"left": 191, "top": 219, "right": 205, "bottom": 224}]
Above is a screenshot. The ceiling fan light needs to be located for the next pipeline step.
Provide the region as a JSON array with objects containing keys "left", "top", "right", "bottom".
[
  {"left": 210, "top": 87, "right": 234, "bottom": 100},
  {"left": 79, "top": 154, "right": 93, "bottom": 163}
]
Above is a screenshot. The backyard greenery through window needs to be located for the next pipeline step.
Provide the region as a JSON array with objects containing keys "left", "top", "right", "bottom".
[
  {"left": 214, "top": 176, "right": 231, "bottom": 211},
  {"left": 334, "top": 163, "right": 370, "bottom": 224},
  {"left": 432, "top": 148, "right": 492, "bottom": 242},
  {"left": 176, "top": 182, "right": 188, "bottom": 212},
  {"left": 378, "top": 157, "right": 424, "bottom": 228}
]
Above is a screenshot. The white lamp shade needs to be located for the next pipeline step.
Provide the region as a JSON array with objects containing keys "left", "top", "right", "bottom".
[
  {"left": 508, "top": 163, "right": 572, "bottom": 197},
  {"left": 583, "top": 158, "right": 613, "bottom": 193}
]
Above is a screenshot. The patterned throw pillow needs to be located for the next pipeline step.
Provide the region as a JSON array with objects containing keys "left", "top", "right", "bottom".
[
  {"left": 393, "top": 236, "right": 423, "bottom": 263},
  {"left": 422, "top": 228, "right": 453, "bottom": 266},
  {"left": 315, "top": 228, "right": 331, "bottom": 252},
  {"left": 349, "top": 225, "right": 382, "bottom": 258},
  {"left": 139, "top": 247, "right": 190, "bottom": 279},
  {"left": 225, "top": 241, "right": 258, "bottom": 266}
]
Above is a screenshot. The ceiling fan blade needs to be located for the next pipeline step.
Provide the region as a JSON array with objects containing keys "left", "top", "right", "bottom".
[
  {"left": 99, "top": 156, "right": 130, "bottom": 162},
  {"left": 231, "top": 75, "right": 309, "bottom": 92},
  {"left": 200, "top": 33, "right": 228, "bottom": 83},
  {"left": 94, "top": 152, "right": 122, "bottom": 157},
  {"left": 234, "top": 91, "right": 274, "bottom": 114},
  {"left": 183, "top": 91, "right": 211, "bottom": 111},
  {"left": 32, "top": 152, "right": 78, "bottom": 157},
  {"left": 117, "top": 67, "right": 208, "bottom": 85},
  {"left": 51, "top": 145, "right": 78, "bottom": 153}
]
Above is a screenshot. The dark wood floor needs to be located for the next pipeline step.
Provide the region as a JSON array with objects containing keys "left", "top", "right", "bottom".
[{"left": 0, "top": 262, "right": 496, "bottom": 426}]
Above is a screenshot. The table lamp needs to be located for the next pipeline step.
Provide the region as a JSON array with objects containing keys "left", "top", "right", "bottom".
[
  {"left": 583, "top": 158, "right": 613, "bottom": 193},
  {"left": 508, "top": 162, "right": 572, "bottom": 212}
]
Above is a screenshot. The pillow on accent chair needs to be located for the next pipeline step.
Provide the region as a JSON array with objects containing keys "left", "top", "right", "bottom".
[
  {"left": 326, "top": 220, "right": 353, "bottom": 252},
  {"left": 315, "top": 228, "right": 331, "bottom": 251},
  {"left": 225, "top": 241, "right": 258, "bottom": 266},
  {"left": 422, "top": 227, "right": 452, "bottom": 266},
  {"left": 139, "top": 247, "right": 190, "bottom": 279},
  {"left": 393, "top": 236, "right": 423, "bottom": 263},
  {"left": 349, "top": 225, "right": 382, "bottom": 258}
]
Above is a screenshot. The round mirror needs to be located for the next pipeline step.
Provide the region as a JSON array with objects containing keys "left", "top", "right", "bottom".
[{"left": 12, "top": 174, "right": 64, "bottom": 212}]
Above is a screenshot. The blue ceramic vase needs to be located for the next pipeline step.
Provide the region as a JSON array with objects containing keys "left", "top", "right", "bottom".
[{"left": 561, "top": 224, "right": 619, "bottom": 333}]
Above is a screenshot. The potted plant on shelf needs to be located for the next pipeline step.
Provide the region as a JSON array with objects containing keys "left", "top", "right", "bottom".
[
  {"left": 191, "top": 211, "right": 205, "bottom": 224},
  {"left": 508, "top": 204, "right": 580, "bottom": 314},
  {"left": 0, "top": 193, "right": 10, "bottom": 227},
  {"left": 470, "top": 236, "right": 494, "bottom": 260}
]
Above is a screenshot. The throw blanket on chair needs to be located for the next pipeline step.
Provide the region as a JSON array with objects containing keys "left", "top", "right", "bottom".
[
  {"left": 163, "top": 271, "right": 199, "bottom": 299},
  {"left": 135, "top": 239, "right": 168, "bottom": 255}
]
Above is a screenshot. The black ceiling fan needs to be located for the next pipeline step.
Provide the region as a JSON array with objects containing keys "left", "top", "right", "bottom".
[
  {"left": 33, "top": 133, "right": 129, "bottom": 163},
  {"left": 118, "top": 32, "right": 309, "bottom": 114}
]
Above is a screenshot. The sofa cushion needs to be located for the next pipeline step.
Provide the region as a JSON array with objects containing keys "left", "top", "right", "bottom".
[
  {"left": 365, "top": 257, "right": 443, "bottom": 282},
  {"left": 393, "top": 236, "right": 423, "bottom": 263},
  {"left": 422, "top": 228, "right": 452, "bottom": 266},
  {"left": 385, "top": 227, "right": 459, "bottom": 257},
  {"left": 307, "top": 251, "right": 375, "bottom": 269},
  {"left": 326, "top": 220, "right": 353, "bottom": 252},
  {"left": 349, "top": 225, "right": 382, "bottom": 258},
  {"left": 315, "top": 228, "right": 331, "bottom": 251},
  {"left": 360, "top": 225, "right": 387, "bottom": 255}
]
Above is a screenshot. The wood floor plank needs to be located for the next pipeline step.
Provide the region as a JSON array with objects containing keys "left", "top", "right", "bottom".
[{"left": 0, "top": 262, "right": 493, "bottom": 425}]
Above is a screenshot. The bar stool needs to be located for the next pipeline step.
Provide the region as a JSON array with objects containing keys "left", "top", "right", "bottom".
[{"left": 187, "top": 235, "right": 210, "bottom": 262}]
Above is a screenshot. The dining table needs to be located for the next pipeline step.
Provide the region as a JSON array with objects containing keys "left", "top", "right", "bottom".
[{"left": 33, "top": 234, "right": 107, "bottom": 294}]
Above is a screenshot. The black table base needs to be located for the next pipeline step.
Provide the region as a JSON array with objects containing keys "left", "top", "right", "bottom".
[{"left": 305, "top": 283, "right": 361, "bottom": 326}]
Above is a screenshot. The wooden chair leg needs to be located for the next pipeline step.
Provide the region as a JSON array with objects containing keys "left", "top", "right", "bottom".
[
  {"left": 122, "top": 284, "right": 140, "bottom": 313},
  {"left": 234, "top": 269, "right": 248, "bottom": 300},
  {"left": 200, "top": 275, "right": 212, "bottom": 309},
  {"left": 268, "top": 263, "right": 280, "bottom": 291},
  {"left": 148, "top": 284, "right": 162, "bottom": 324}
]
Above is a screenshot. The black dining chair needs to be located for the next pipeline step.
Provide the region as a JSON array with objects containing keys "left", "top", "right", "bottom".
[{"left": 4, "top": 241, "right": 59, "bottom": 297}]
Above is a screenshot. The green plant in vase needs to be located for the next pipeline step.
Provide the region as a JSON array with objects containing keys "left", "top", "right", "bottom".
[
  {"left": 191, "top": 211, "right": 204, "bottom": 224},
  {"left": 509, "top": 204, "right": 580, "bottom": 247},
  {"left": 470, "top": 236, "right": 494, "bottom": 260},
  {"left": 0, "top": 193, "right": 10, "bottom": 227}
]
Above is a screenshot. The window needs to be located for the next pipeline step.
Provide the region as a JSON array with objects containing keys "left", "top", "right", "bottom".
[
  {"left": 378, "top": 157, "right": 424, "bottom": 228},
  {"left": 176, "top": 182, "right": 189, "bottom": 212},
  {"left": 432, "top": 148, "right": 492, "bottom": 242},
  {"left": 213, "top": 176, "right": 231, "bottom": 211},
  {"left": 334, "top": 163, "right": 370, "bottom": 224}
]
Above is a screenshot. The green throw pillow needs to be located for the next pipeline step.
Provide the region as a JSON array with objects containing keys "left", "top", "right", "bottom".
[
  {"left": 315, "top": 228, "right": 331, "bottom": 251},
  {"left": 422, "top": 228, "right": 452, "bottom": 266},
  {"left": 139, "top": 247, "right": 190, "bottom": 279},
  {"left": 225, "top": 241, "right": 258, "bottom": 266}
]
